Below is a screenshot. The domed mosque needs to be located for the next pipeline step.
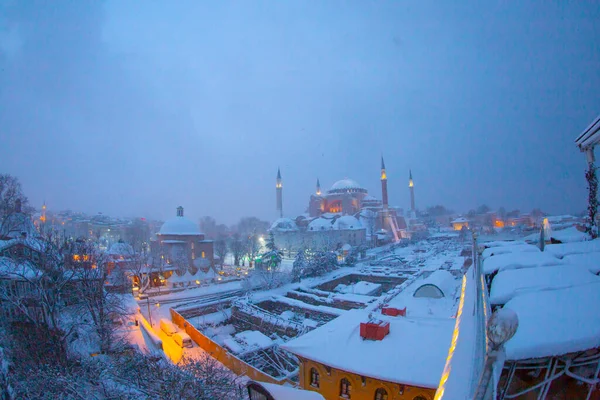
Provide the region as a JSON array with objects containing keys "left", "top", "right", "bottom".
[
  {"left": 151, "top": 206, "right": 214, "bottom": 272},
  {"left": 270, "top": 157, "right": 420, "bottom": 255}
]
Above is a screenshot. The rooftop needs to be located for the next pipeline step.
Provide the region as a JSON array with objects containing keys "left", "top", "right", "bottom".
[{"left": 281, "top": 308, "right": 454, "bottom": 388}]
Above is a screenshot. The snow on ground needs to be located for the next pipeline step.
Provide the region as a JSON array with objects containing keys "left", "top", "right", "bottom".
[
  {"left": 482, "top": 244, "right": 540, "bottom": 260},
  {"left": 281, "top": 308, "right": 454, "bottom": 389},
  {"left": 503, "top": 282, "right": 600, "bottom": 361},
  {"left": 191, "top": 309, "right": 232, "bottom": 327},
  {"left": 490, "top": 265, "right": 600, "bottom": 305},
  {"left": 150, "top": 280, "right": 242, "bottom": 302},
  {"left": 544, "top": 239, "right": 600, "bottom": 258},
  {"left": 483, "top": 251, "right": 565, "bottom": 275},
  {"left": 334, "top": 281, "right": 381, "bottom": 295},
  {"left": 330, "top": 292, "right": 376, "bottom": 304}
]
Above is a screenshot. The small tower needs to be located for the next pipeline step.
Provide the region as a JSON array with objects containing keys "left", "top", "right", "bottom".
[
  {"left": 316, "top": 178, "right": 322, "bottom": 196},
  {"left": 381, "top": 156, "right": 389, "bottom": 210},
  {"left": 276, "top": 168, "right": 283, "bottom": 218},
  {"left": 409, "top": 170, "right": 415, "bottom": 213},
  {"left": 41, "top": 201, "right": 47, "bottom": 224},
  {"left": 176, "top": 206, "right": 184, "bottom": 217}
]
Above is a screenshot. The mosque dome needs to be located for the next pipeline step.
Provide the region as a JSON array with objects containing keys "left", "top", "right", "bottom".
[
  {"left": 333, "top": 215, "right": 363, "bottom": 230},
  {"left": 108, "top": 241, "right": 134, "bottom": 256},
  {"left": 308, "top": 217, "right": 334, "bottom": 231},
  {"left": 329, "top": 178, "right": 363, "bottom": 192},
  {"left": 270, "top": 218, "right": 298, "bottom": 232},
  {"left": 159, "top": 207, "right": 202, "bottom": 236}
]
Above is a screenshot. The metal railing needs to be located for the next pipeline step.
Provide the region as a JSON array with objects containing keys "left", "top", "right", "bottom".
[{"left": 434, "top": 232, "right": 492, "bottom": 400}]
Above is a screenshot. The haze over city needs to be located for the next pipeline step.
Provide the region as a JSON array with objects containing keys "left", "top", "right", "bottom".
[{"left": 1, "top": 1, "right": 599, "bottom": 223}]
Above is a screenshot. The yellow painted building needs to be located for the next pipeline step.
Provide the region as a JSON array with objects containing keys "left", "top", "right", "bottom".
[{"left": 296, "top": 357, "right": 434, "bottom": 400}]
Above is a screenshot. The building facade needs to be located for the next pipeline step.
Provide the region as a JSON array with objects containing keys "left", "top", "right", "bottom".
[{"left": 151, "top": 206, "right": 214, "bottom": 271}]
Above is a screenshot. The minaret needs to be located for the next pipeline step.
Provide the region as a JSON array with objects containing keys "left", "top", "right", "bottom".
[
  {"left": 316, "top": 178, "right": 322, "bottom": 196},
  {"left": 409, "top": 169, "right": 415, "bottom": 213},
  {"left": 41, "top": 201, "right": 47, "bottom": 224},
  {"left": 276, "top": 168, "right": 283, "bottom": 218},
  {"left": 381, "top": 156, "right": 389, "bottom": 210}
]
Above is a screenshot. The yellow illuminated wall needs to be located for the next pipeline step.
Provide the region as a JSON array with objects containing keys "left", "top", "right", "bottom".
[{"left": 297, "top": 358, "right": 435, "bottom": 400}]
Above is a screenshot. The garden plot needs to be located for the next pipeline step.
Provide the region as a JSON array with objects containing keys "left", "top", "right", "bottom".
[
  {"left": 314, "top": 273, "right": 407, "bottom": 294},
  {"left": 285, "top": 286, "right": 375, "bottom": 310}
]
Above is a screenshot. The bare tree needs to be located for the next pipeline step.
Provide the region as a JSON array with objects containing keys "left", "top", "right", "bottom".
[
  {"left": 244, "top": 234, "right": 260, "bottom": 267},
  {"left": 128, "top": 248, "right": 152, "bottom": 292},
  {"left": 0, "top": 239, "right": 77, "bottom": 362},
  {"left": 214, "top": 234, "right": 228, "bottom": 268},
  {"left": 64, "top": 241, "right": 128, "bottom": 354},
  {"left": 229, "top": 233, "right": 244, "bottom": 267},
  {"left": 0, "top": 174, "right": 33, "bottom": 221},
  {"left": 124, "top": 218, "right": 150, "bottom": 252}
]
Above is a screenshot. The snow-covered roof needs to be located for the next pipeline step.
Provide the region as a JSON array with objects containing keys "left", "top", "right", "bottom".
[
  {"left": 307, "top": 218, "right": 333, "bottom": 231},
  {"left": 482, "top": 240, "right": 527, "bottom": 248},
  {"left": 503, "top": 282, "right": 600, "bottom": 360},
  {"left": 363, "top": 195, "right": 378, "bottom": 201},
  {"left": 0, "top": 257, "right": 40, "bottom": 279},
  {"left": 575, "top": 114, "right": 600, "bottom": 150},
  {"left": 107, "top": 242, "right": 134, "bottom": 256},
  {"left": 482, "top": 244, "right": 540, "bottom": 260},
  {"left": 483, "top": 251, "right": 565, "bottom": 275},
  {"left": 0, "top": 213, "right": 39, "bottom": 239},
  {"left": 544, "top": 239, "right": 600, "bottom": 258},
  {"left": 0, "top": 237, "right": 46, "bottom": 253},
  {"left": 328, "top": 178, "right": 365, "bottom": 192},
  {"left": 550, "top": 226, "right": 589, "bottom": 243},
  {"left": 490, "top": 265, "right": 600, "bottom": 305},
  {"left": 413, "top": 270, "right": 457, "bottom": 299},
  {"left": 249, "top": 381, "right": 325, "bottom": 400},
  {"left": 270, "top": 217, "right": 298, "bottom": 232},
  {"left": 546, "top": 215, "right": 576, "bottom": 223},
  {"left": 563, "top": 252, "right": 600, "bottom": 274},
  {"left": 167, "top": 270, "right": 193, "bottom": 283},
  {"left": 281, "top": 309, "right": 454, "bottom": 388},
  {"left": 386, "top": 274, "right": 460, "bottom": 318},
  {"left": 451, "top": 217, "right": 468, "bottom": 223},
  {"left": 332, "top": 215, "right": 363, "bottom": 230},
  {"left": 158, "top": 216, "right": 202, "bottom": 236}
]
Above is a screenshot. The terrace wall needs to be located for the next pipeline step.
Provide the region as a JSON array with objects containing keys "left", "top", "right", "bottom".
[{"left": 170, "top": 308, "right": 292, "bottom": 385}]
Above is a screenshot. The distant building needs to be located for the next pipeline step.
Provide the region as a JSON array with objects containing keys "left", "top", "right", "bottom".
[
  {"left": 150, "top": 207, "right": 215, "bottom": 284},
  {"left": 271, "top": 158, "right": 418, "bottom": 252},
  {"left": 451, "top": 217, "right": 469, "bottom": 231}
]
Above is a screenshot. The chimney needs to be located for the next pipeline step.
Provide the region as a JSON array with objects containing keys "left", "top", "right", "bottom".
[{"left": 15, "top": 199, "right": 22, "bottom": 213}]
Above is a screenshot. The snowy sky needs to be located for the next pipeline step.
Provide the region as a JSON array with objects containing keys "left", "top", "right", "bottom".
[{"left": 0, "top": 1, "right": 599, "bottom": 224}]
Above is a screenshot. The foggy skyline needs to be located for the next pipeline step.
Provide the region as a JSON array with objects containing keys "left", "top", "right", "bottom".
[{"left": 1, "top": 1, "right": 599, "bottom": 224}]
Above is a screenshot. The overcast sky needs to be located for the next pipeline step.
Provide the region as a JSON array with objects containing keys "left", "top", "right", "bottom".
[{"left": 0, "top": 1, "right": 598, "bottom": 224}]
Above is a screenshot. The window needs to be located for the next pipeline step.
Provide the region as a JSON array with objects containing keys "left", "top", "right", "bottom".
[
  {"left": 201, "top": 251, "right": 206, "bottom": 258},
  {"left": 413, "top": 397, "right": 427, "bottom": 400},
  {"left": 310, "top": 368, "right": 320, "bottom": 388},
  {"left": 340, "top": 378, "right": 351, "bottom": 398},
  {"left": 375, "top": 388, "right": 388, "bottom": 400}
]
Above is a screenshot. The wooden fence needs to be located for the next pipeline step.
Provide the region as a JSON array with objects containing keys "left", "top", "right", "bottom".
[{"left": 170, "top": 308, "right": 292, "bottom": 385}]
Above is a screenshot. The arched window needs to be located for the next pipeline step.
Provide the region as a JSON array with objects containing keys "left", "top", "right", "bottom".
[
  {"left": 310, "top": 368, "right": 320, "bottom": 388},
  {"left": 340, "top": 378, "right": 351, "bottom": 398},
  {"left": 374, "top": 388, "right": 388, "bottom": 400}
]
